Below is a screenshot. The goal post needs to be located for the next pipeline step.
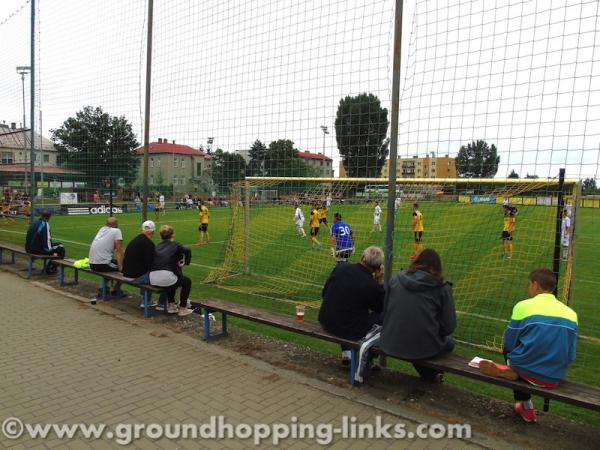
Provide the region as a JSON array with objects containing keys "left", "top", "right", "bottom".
[{"left": 206, "top": 175, "right": 579, "bottom": 351}]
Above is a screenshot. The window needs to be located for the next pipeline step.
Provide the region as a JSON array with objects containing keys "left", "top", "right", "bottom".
[
  {"left": 174, "top": 157, "right": 179, "bottom": 168},
  {"left": 156, "top": 158, "right": 161, "bottom": 167},
  {"left": 1, "top": 152, "right": 14, "bottom": 164},
  {"left": 197, "top": 162, "right": 203, "bottom": 175},
  {"left": 173, "top": 176, "right": 178, "bottom": 185},
  {"left": 43, "top": 154, "right": 50, "bottom": 163},
  {"left": 181, "top": 158, "right": 185, "bottom": 168},
  {"left": 150, "top": 158, "right": 154, "bottom": 168}
]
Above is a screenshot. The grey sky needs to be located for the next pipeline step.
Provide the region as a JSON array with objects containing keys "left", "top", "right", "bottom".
[{"left": 1, "top": 0, "right": 598, "bottom": 180}]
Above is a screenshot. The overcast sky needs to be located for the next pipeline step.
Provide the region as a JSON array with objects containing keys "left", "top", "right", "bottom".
[{"left": 0, "top": 0, "right": 598, "bottom": 180}]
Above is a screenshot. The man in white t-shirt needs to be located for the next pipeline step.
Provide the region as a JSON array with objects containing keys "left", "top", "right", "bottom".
[
  {"left": 372, "top": 201, "right": 382, "bottom": 232},
  {"left": 89, "top": 217, "right": 124, "bottom": 271},
  {"left": 561, "top": 211, "right": 572, "bottom": 261},
  {"left": 326, "top": 194, "right": 332, "bottom": 209},
  {"left": 294, "top": 204, "right": 306, "bottom": 237},
  {"left": 394, "top": 196, "right": 402, "bottom": 214}
]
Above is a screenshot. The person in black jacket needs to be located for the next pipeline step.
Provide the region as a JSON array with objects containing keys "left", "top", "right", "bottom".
[
  {"left": 25, "top": 210, "right": 65, "bottom": 274},
  {"left": 319, "top": 246, "right": 385, "bottom": 366},
  {"left": 148, "top": 225, "right": 193, "bottom": 316},
  {"left": 122, "top": 220, "right": 156, "bottom": 280},
  {"left": 380, "top": 249, "right": 456, "bottom": 382}
]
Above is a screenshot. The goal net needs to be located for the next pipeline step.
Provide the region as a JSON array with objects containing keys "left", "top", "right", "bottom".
[{"left": 207, "top": 175, "right": 578, "bottom": 351}]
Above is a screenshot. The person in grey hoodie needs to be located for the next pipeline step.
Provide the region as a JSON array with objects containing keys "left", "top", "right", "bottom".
[{"left": 354, "top": 249, "right": 456, "bottom": 383}]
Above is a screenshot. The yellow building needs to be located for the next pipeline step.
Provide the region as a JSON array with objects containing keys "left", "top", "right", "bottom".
[{"left": 381, "top": 155, "right": 456, "bottom": 178}]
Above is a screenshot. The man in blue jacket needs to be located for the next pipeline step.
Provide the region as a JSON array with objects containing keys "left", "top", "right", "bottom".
[
  {"left": 25, "top": 210, "right": 65, "bottom": 274},
  {"left": 480, "top": 268, "right": 578, "bottom": 423}
]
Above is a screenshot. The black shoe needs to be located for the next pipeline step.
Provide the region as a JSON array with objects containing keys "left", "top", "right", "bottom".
[{"left": 369, "top": 364, "right": 381, "bottom": 373}]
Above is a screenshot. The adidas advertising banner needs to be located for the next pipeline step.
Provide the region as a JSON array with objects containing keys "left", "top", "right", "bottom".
[{"left": 61, "top": 204, "right": 128, "bottom": 216}]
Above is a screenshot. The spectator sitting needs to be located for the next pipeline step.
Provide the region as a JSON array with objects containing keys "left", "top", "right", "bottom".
[
  {"left": 149, "top": 225, "right": 193, "bottom": 316},
  {"left": 89, "top": 217, "right": 125, "bottom": 296},
  {"left": 478, "top": 268, "right": 578, "bottom": 423},
  {"left": 122, "top": 220, "right": 156, "bottom": 280},
  {"left": 25, "top": 210, "right": 65, "bottom": 274},
  {"left": 375, "top": 249, "right": 456, "bottom": 384},
  {"left": 319, "top": 246, "right": 385, "bottom": 369}
]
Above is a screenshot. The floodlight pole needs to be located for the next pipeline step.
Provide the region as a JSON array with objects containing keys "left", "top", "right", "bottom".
[
  {"left": 142, "top": 0, "right": 154, "bottom": 221},
  {"left": 28, "top": 0, "right": 35, "bottom": 222},
  {"left": 383, "top": 0, "right": 404, "bottom": 297}
]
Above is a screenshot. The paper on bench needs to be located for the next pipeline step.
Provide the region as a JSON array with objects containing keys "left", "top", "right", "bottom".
[{"left": 468, "top": 356, "right": 488, "bottom": 368}]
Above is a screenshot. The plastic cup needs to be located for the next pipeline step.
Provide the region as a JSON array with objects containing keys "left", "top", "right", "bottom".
[{"left": 295, "top": 305, "right": 305, "bottom": 323}]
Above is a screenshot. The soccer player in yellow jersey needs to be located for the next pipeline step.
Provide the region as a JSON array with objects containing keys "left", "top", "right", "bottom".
[
  {"left": 502, "top": 204, "right": 517, "bottom": 259},
  {"left": 318, "top": 204, "right": 329, "bottom": 228},
  {"left": 1, "top": 200, "right": 14, "bottom": 223},
  {"left": 197, "top": 201, "right": 210, "bottom": 245},
  {"left": 309, "top": 205, "right": 321, "bottom": 247},
  {"left": 410, "top": 203, "right": 424, "bottom": 260}
]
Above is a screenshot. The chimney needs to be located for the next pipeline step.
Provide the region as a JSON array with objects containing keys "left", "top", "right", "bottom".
[
  {"left": 158, "top": 138, "right": 162, "bottom": 143},
  {"left": 10, "top": 122, "right": 16, "bottom": 130},
  {"left": 172, "top": 140, "right": 175, "bottom": 144}
]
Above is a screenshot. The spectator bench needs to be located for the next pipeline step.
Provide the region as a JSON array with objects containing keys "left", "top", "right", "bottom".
[
  {"left": 197, "top": 298, "right": 600, "bottom": 413},
  {"left": 53, "top": 258, "right": 166, "bottom": 319},
  {"left": 0, "top": 242, "right": 60, "bottom": 278}
]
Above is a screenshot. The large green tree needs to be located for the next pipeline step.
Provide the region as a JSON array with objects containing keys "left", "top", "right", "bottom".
[
  {"left": 456, "top": 140, "right": 500, "bottom": 178},
  {"left": 508, "top": 169, "right": 519, "bottom": 178},
  {"left": 52, "top": 106, "right": 140, "bottom": 186},
  {"left": 582, "top": 177, "right": 598, "bottom": 194},
  {"left": 263, "top": 139, "right": 311, "bottom": 177},
  {"left": 334, "top": 93, "right": 389, "bottom": 177},
  {"left": 211, "top": 148, "right": 247, "bottom": 192},
  {"left": 248, "top": 139, "right": 267, "bottom": 176}
]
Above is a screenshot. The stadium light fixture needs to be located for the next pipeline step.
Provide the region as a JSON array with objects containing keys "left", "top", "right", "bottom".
[{"left": 320, "top": 125, "right": 329, "bottom": 161}]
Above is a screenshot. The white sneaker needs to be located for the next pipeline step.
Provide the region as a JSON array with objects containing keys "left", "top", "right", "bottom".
[
  {"left": 186, "top": 301, "right": 193, "bottom": 309},
  {"left": 155, "top": 304, "right": 165, "bottom": 311},
  {"left": 178, "top": 308, "right": 194, "bottom": 317},
  {"left": 167, "top": 304, "right": 178, "bottom": 314},
  {"left": 139, "top": 300, "right": 159, "bottom": 308}
]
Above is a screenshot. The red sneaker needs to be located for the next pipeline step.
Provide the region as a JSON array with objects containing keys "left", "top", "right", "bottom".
[{"left": 514, "top": 402, "right": 537, "bottom": 423}]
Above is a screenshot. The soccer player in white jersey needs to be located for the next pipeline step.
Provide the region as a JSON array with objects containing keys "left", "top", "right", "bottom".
[
  {"left": 561, "top": 210, "right": 572, "bottom": 261},
  {"left": 394, "top": 196, "right": 402, "bottom": 214},
  {"left": 294, "top": 203, "right": 306, "bottom": 237},
  {"left": 372, "top": 200, "right": 382, "bottom": 232}
]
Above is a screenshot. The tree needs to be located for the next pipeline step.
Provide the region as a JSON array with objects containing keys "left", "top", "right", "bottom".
[
  {"left": 335, "top": 93, "right": 389, "bottom": 177},
  {"left": 263, "top": 139, "right": 311, "bottom": 177},
  {"left": 248, "top": 139, "right": 267, "bottom": 176},
  {"left": 52, "top": 106, "right": 140, "bottom": 187},
  {"left": 582, "top": 177, "right": 598, "bottom": 195},
  {"left": 456, "top": 140, "right": 500, "bottom": 178},
  {"left": 508, "top": 169, "right": 519, "bottom": 178},
  {"left": 211, "top": 148, "right": 247, "bottom": 193},
  {"left": 525, "top": 173, "right": 539, "bottom": 179}
]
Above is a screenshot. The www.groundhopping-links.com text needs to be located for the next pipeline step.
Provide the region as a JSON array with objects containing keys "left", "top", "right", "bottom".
[{"left": 2, "top": 416, "right": 471, "bottom": 445}]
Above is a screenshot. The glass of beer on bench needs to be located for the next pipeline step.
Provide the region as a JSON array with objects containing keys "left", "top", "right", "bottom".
[{"left": 295, "top": 304, "right": 305, "bottom": 323}]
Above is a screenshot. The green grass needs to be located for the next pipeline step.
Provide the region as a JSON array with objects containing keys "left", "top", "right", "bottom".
[{"left": 1, "top": 202, "right": 599, "bottom": 425}]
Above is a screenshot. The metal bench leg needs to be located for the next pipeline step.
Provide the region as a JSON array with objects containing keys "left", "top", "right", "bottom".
[
  {"left": 349, "top": 349, "right": 357, "bottom": 385},
  {"left": 11, "top": 251, "right": 15, "bottom": 264},
  {"left": 0, "top": 248, "right": 2, "bottom": 264},
  {"left": 59, "top": 265, "right": 65, "bottom": 286},
  {"left": 203, "top": 309, "right": 227, "bottom": 341},
  {"left": 74, "top": 268, "right": 79, "bottom": 285},
  {"left": 543, "top": 397, "right": 550, "bottom": 412},
  {"left": 101, "top": 279, "right": 108, "bottom": 300},
  {"left": 27, "top": 257, "right": 33, "bottom": 279},
  {"left": 143, "top": 290, "right": 150, "bottom": 318}
]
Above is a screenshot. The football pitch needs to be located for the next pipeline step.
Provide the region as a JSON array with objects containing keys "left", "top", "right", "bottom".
[{"left": 1, "top": 202, "right": 599, "bottom": 390}]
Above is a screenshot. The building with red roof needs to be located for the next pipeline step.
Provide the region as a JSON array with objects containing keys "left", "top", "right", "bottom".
[
  {"left": 297, "top": 150, "right": 333, "bottom": 177},
  {"left": 135, "top": 139, "right": 212, "bottom": 192}
]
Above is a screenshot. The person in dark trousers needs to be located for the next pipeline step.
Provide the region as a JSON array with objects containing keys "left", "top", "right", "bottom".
[
  {"left": 478, "top": 268, "right": 578, "bottom": 423},
  {"left": 25, "top": 210, "right": 65, "bottom": 274},
  {"left": 376, "top": 249, "right": 456, "bottom": 383},
  {"left": 149, "top": 225, "right": 193, "bottom": 316},
  {"left": 122, "top": 220, "right": 156, "bottom": 280},
  {"left": 319, "top": 246, "right": 385, "bottom": 367}
]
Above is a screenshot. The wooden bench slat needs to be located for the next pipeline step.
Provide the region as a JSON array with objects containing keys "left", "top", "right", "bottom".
[{"left": 198, "top": 298, "right": 359, "bottom": 348}]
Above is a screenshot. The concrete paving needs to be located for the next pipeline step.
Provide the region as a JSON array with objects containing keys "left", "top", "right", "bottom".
[{"left": 0, "top": 269, "right": 501, "bottom": 449}]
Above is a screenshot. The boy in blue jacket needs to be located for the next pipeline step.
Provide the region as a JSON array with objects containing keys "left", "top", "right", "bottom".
[{"left": 480, "top": 268, "right": 578, "bottom": 423}]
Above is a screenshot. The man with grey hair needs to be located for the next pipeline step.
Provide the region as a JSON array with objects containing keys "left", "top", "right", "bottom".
[{"left": 319, "top": 246, "right": 385, "bottom": 367}]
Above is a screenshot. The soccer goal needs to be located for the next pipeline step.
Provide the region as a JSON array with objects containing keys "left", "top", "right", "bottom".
[{"left": 206, "top": 175, "right": 579, "bottom": 351}]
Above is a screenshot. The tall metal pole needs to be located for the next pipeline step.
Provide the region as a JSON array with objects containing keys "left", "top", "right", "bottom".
[
  {"left": 39, "top": 110, "right": 44, "bottom": 184},
  {"left": 552, "top": 168, "right": 566, "bottom": 297},
  {"left": 29, "top": 0, "right": 36, "bottom": 222},
  {"left": 383, "top": 0, "right": 404, "bottom": 295},
  {"left": 142, "top": 0, "right": 154, "bottom": 221},
  {"left": 20, "top": 73, "right": 26, "bottom": 132}
]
